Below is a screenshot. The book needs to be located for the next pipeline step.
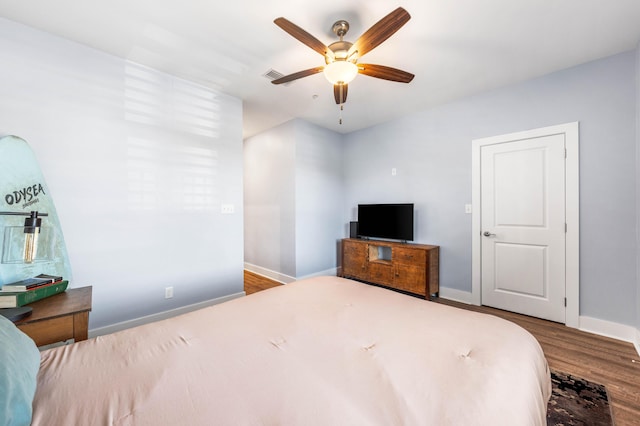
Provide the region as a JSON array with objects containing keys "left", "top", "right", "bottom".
[
  {"left": 35, "top": 273, "right": 64, "bottom": 282},
  {"left": 2, "top": 274, "right": 63, "bottom": 292},
  {"left": 0, "top": 280, "right": 68, "bottom": 308},
  {"left": 0, "top": 280, "right": 61, "bottom": 293},
  {"left": 2, "top": 277, "right": 52, "bottom": 292}
]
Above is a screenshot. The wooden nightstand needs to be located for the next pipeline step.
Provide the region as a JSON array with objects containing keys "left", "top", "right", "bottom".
[{"left": 15, "top": 286, "right": 92, "bottom": 347}]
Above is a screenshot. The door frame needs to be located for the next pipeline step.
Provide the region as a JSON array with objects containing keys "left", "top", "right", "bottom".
[{"left": 471, "top": 122, "right": 580, "bottom": 328}]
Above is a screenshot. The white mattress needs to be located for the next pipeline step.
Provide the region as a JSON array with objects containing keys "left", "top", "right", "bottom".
[{"left": 32, "top": 276, "right": 551, "bottom": 425}]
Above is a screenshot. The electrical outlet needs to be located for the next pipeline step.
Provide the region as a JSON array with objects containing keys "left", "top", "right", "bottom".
[
  {"left": 391, "top": 168, "right": 397, "bottom": 176},
  {"left": 165, "top": 286, "right": 174, "bottom": 299},
  {"left": 221, "top": 204, "right": 235, "bottom": 214}
]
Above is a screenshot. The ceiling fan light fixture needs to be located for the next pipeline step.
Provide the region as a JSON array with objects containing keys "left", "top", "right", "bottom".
[{"left": 323, "top": 61, "right": 358, "bottom": 85}]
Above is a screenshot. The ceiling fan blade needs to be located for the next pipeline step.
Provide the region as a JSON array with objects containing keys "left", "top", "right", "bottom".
[
  {"left": 349, "top": 7, "right": 411, "bottom": 58},
  {"left": 358, "top": 64, "right": 414, "bottom": 83},
  {"left": 274, "top": 17, "right": 333, "bottom": 60},
  {"left": 333, "top": 83, "right": 348, "bottom": 104},
  {"left": 271, "top": 66, "right": 324, "bottom": 85}
]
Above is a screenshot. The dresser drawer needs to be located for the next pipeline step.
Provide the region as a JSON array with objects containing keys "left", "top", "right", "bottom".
[
  {"left": 18, "top": 315, "right": 74, "bottom": 347},
  {"left": 393, "top": 247, "right": 427, "bottom": 266}
]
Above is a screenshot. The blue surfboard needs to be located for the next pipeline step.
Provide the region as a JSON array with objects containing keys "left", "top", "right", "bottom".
[{"left": 0, "top": 135, "right": 72, "bottom": 285}]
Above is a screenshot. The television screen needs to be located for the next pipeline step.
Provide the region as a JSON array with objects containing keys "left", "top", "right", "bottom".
[{"left": 357, "top": 203, "right": 414, "bottom": 241}]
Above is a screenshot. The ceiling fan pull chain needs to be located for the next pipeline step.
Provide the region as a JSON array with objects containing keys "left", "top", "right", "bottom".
[{"left": 339, "top": 104, "right": 344, "bottom": 125}]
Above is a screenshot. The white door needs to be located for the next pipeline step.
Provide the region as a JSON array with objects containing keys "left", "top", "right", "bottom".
[{"left": 480, "top": 134, "right": 566, "bottom": 323}]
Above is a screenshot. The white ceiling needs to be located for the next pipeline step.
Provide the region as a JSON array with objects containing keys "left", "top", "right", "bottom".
[{"left": 1, "top": 0, "right": 640, "bottom": 139}]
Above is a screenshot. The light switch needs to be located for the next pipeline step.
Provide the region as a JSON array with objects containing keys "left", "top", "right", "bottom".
[{"left": 465, "top": 204, "right": 472, "bottom": 214}]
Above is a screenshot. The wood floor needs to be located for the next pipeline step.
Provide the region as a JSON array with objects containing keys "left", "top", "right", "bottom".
[
  {"left": 244, "top": 270, "right": 640, "bottom": 425},
  {"left": 244, "top": 270, "right": 283, "bottom": 295}
]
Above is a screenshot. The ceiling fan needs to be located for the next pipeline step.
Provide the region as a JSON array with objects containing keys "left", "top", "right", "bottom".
[{"left": 271, "top": 7, "right": 414, "bottom": 106}]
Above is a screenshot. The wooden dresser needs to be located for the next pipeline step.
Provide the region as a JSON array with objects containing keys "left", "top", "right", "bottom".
[{"left": 341, "top": 238, "right": 439, "bottom": 299}]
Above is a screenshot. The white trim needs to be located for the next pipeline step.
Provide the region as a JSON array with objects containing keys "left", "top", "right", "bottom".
[
  {"left": 634, "top": 328, "right": 640, "bottom": 358},
  {"left": 88, "top": 291, "right": 245, "bottom": 338},
  {"left": 579, "top": 316, "right": 639, "bottom": 346},
  {"left": 471, "top": 141, "right": 482, "bottom": 305},
  {"left": 244, "top": 262, "right": 295, "bottom": 284},
  {"left": 471, "top": 122, "right": 580, "bottom": 328},
  {"left": 439, "top": 287, "right": 473, "bottom": 304},
  {"left": 244, "top": 262, "right": 338, "bottom": 284},
  {"left": 298, "top": 267, "right": 339, "bottom": 280},
  {"left": 564, "top": 122, "right": 580, "bottom": 328}
]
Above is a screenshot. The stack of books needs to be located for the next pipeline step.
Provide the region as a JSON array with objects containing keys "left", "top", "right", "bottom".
[{"left": 0, "top": 274, "right": 68, "bottom": 308}]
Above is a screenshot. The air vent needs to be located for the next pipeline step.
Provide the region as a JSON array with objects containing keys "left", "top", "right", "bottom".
[{"left": 263, "top": 69, "right": 292, "bottom": 86}]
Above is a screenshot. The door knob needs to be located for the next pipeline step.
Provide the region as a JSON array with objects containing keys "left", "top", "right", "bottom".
[{"left": 483, "top": 231, "right": 496, "bottom": 237}]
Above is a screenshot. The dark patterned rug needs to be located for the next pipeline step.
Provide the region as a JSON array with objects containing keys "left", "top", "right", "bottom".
[{"left": 547, "top": 370, "right": 613, "bottom": 425}]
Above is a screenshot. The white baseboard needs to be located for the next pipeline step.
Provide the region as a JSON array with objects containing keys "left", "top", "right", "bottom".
[
  {"left": 244, "top": 262, "right": 295, "bottom": 284},
  {"left": 88, "top": 291, "right": 245, "bottom": 338},
  {"left": 438, "top": 287, "right": 473, "bottom": 304},
  {"left": 634, "top": 329, "right": 640, "bottom": 358},
  {"left": 579, "top": 316, "right": 639, "bottom": 348},
  {"left": 298, "top": 267, "right": 339, "bottom": 280},
  {"left": 244, "top": 263, "right": 338, "bottom": 284}
]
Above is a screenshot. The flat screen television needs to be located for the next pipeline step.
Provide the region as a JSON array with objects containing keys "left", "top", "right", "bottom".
[{"left": 357, "top": 203, "right": 414, "bottom": 241}]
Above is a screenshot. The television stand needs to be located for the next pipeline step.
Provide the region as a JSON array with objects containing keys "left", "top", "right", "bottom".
[{"left": 340, "top": 238, "right": 439, "bottom": 299}]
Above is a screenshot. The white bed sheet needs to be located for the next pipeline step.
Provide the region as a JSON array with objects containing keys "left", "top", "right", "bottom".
[{"left": 32, "top": 276, "right": 550, "bottom": 425}]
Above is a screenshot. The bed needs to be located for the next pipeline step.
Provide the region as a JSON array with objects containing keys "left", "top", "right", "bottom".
[{"left": 3, "top": 276, "right": 551, "bottom": 425}]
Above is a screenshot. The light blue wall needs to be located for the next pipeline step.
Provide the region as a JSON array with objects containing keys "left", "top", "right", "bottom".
[
  {"left": 244, "top": 119, "right": 344, "bottom": 279},
  {"left": 0, "top": 18, "right": 245, "bottom": 329},
  {"left": 344, "top": 51, "right": 637, "bottom": 326},
  {"left": 244, "top": 121, "right": 297, "bottom": 277},
  {"left": 294, "top": 121, "right": 344, "bottom": 277}
]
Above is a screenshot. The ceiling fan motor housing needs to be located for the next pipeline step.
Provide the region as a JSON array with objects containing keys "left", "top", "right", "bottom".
[{"left": 326, "top": 41, "right": 355, "bottom": 63}]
